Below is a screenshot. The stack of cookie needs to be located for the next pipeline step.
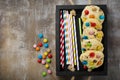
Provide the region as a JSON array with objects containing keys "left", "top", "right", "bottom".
[{"left": 79, "top": 5, "right": 105, "bottom": 72}]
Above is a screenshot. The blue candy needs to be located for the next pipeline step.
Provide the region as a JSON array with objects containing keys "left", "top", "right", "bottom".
[
  {"left": 85, "top": 22, "right": 90, "bottom": 27},
  {"left": 82, "top": 61, "right": 88, "bottom": 65},
  {"left": 82, "top": 36, "right": 88, "bottom": 39},
  {"left": 38, "top": 54, "right": 42, "bottom": 59},
  {"left": 38, "top": 33, "right": 43, "bottom": 39},
  {"left": 99, "top": 15, "right": 104, "bottom": 20},
  {"left": 44, "top": 43, "right": 49, "bottom": 48},
  {"left": 82, "top": 48, "right": 86, "bottom": 51}
]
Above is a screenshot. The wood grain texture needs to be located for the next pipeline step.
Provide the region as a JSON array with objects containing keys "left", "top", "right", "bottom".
[{"left": 0, "top": 0, "right": 120, "bottom": 80}]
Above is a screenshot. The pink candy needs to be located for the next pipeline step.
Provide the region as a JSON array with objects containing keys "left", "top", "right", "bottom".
[
  {"left": 89, "top": 31, "right": 95, "bottom": 35},
  {"left": 33, "top": 44, "right": 37, "bottom": 48},
  {"left": 47, "top": 70, "right": 52, "bottom": 74},
  {"left": 42, "top": 60, "right": 46, "bottom": 65}
]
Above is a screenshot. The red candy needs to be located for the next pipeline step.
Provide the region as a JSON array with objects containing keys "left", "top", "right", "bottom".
[
  {"left": 38, "top": 59, "right": 42, "bottom": 63},
  {"left": 48, "top": 54, "right": 52, "bottom": 58},
  {"left": 89, "top": 52, "right": 95, "bottom": 58},
  {"left": 83, "top": 66, "right": 87, "bottom": 70},
  {"left": 91, "top": 22, "right": 96, "bottom": 27},
  {"left": 84, "top": 10, "right": 89, "bottom": 15},
  {"left": 37, "top": 42, "right": 43, "bottom": 47}
]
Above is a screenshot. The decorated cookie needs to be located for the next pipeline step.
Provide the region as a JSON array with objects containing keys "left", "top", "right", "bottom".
[
  {"left": 82, "top": 27, "right": 104, "bottom": 41},
  {"left": 81, "top": 39, "right": 104, "bottom": 52},
  {"left": 80, "top": 50, "right": 104, "bottom": 71},
  {"left": 82, "top": 19, "right": 102, "bottom": 30},
  {"left": 81, "top": 5, "right": 105, "bottom": 24}
]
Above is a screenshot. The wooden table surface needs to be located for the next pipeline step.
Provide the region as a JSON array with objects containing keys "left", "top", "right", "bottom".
[{"left": 0, "top": 0, "right": 120, "bottom": 80}]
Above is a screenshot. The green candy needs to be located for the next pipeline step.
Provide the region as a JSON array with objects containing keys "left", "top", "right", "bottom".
[
  {"left": 42, "top": 72, "right": 47, "bottom": 77},
  {"left": 46, "top": 58, "right": 51, "bottom": 63},
  {"left": 87, "top": 43, "right": 92, "bottom": 47}
]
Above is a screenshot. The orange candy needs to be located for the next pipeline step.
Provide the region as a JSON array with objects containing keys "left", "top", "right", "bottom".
[
  {"left": 89, "top": 15, "right": 95, "bottom": 18},
  {"left": 36, "top": 47, "right": 40, "bottom": 51},
  {"left": 43, "top": 55, "right": 47, "bottom": 59}
]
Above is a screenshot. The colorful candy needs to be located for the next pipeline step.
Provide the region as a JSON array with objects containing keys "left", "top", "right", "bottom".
[
  {"left": 46, "top": 58, "right": 51, "bottom": 63},
  {"left": 89, "top": 52, "right": 95, "bottom": 58},
  {"left": 48, "top": 54, "right": 52, "bottom": 58},
  {"left": 44, "top": 43, "right": 49, "bottom": 48},
  {"left": 45, "top": 64, "right": 49, "bottom": 69},
  {"left": 82, "top": 36, "right": 88, "bottom": 39},
  {"left": 82, "top": 60, "right": 88, "bottom": 65},
  {"left": 99, "top": 15, "right": 104, "bottom": 20},
  {"left": 47, "top": 70, "right": 52, "bottom": 74},
  {"left": 44, "top": 52, "right": 48, "bottom": 56},
  {"left": 36, "top": 47, "right": 40, "bottom": 51},
  {"left": 91, "top": 22, "right": 96, "bottom": 27},
  {"left": 47, "top": 48, "right": 51, "bottom": 53},
  {"left": 42, "top": 72, "right": 47, "bottom": 77},
  {"left": 38, "top": 33, "right": 43, "bottom": 39},
  {"left": 43, "top": 38, "right": 48, "bottom": 43},
  {"left": 38, "top": 54, "right": 42, "bottom": 59},
  {"left": 38, "top": 59, "right": 42, "bottom": 63},
  {"left": 37, "top": 42, "right": 43, "bottom": 47},
  {"left": 42, "top": 60, "right": 46, "bottom": 65},
  {"left": 42, "top": 55, "right": 47, "bottom": 59},
  {"left": 33, "top": 44, "right": 37, "bottom": 48}
]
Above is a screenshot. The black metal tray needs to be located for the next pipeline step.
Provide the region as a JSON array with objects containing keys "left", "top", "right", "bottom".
[{"left": 56, "top": 5, "right": 107, "bottom": 76}]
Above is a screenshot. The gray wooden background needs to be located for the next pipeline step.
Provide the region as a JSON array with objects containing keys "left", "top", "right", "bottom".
[{"left": 0, "top": 0, "right": 120, "bottom": 80}]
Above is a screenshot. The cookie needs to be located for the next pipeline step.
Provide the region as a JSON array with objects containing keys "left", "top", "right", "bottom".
[
  {"left": 82, "top": 27, "right": 104, "bottom": 41},
  {"left": 82, "top": 19, "right": 102, "bottom": 30},
  {"left": 81, "top": 5, "right": 105, "bottom": 24},
  {"left": 80, "top": 50, "right": 104, "bottom": 71},
  {"left": 81, "top": 39, "right": 104, "bottom": 52}
]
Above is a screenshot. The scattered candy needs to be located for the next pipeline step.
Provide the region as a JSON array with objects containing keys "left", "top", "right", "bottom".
[
  {"left": 42, "top": 55, "right": 47, "bottom": 59},
  {"left": 47, "top": 48, "right": 51, "bottom": 53},
  {"left": 44, "top": 43, "right": 49, "bottom": 48},
  {"left": 38, "top": 33, "right": 43, "bottom": 39},
  {"left": 37, "top": 42, "right": 43, "bottom": 47},
  {"left": 47, "top": 70, "right": 52, "bottom": 74},
  {"left": 36, "top": 47, "right": 40, "bottom": 51},
  {"left": 48, "top": 54, "right": 52, "bottom": 58},
  {"left": 45, "top": 64, "right": 49, "bottom": 69},
  {"left": 46, "top": 58, "right": 51, "bottom": 63},
  {"left": 38, "top": 59, "right": 42, "bottom": 63},
  {"left": 33, "top": 44, "right": 37, "bottom": 48},
  {"left": 44, "top": 52, "right": 48, "bottom": 56},
  {"left": 42, "top": 60, "right": 46, "bottom": 65},
  {"left": 42, "top": 72, "right": 47, "bottom": 77},
  {"left": 89, "top": 15, "right": 95, "bottom": 18},
  {"left": 38, "top": 54, "right": 42, "bottom": 59},
  {"left": 43, "top": 38, "right": 48, "bottom": 43}
]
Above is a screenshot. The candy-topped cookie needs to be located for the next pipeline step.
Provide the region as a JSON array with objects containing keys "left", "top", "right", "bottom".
[
  {"left": 82, "top": 19, "right": 102, "bottom": 30},
  {"left": 81, "top": 5, "right": 105, "bottom": 24},
  {"left": 82, "top": 27, "right": 104, "bottom": 41},
  {"left": 80, "top": 50, "right": 104, "bottom": 72},
  {"left": 81, "top": 39, "right": 104, "bottom": 53}
]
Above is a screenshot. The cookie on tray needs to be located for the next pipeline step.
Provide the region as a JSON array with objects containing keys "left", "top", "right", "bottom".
[
  {"left": 82, "top": 19, "right": 103, "bottom": 30},
  {"left": 80, "top": 50, "right": 104, "bottom": 72},
  {"left": 81, "top": 39, "right": 104, "bottom": 53},
  {"left": 82, "top": 27, "right": 104, "bottom": 41},
  {"left": 81, "top": 5, "right": 105, "bottom": 24}
]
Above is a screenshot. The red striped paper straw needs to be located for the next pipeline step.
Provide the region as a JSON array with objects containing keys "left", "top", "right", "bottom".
[{"left": 60, "top": 10, "right": 64, "bottom": 69}]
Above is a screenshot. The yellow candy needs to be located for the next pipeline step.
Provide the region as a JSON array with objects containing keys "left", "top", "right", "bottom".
[
  {"left": 83, "top": 17, "right": 87, "bottom": 22},
  {"left": 43, "top": 38, "right": 48, "bottom": 43},
  {"left": 47, "top": 48, "right": 51, "bottom": 53},
  {"left": 45, "top": 64, "right": 49, "bottom": 69},
  {"left": 96, "top": 46, "right": 102, "bottom": 50},
  {"left": 44, "top": 52, "right": 48, "bottom": 56},
  {"left": 89, "top": 61, "right": 94, "bottom": 66}
]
